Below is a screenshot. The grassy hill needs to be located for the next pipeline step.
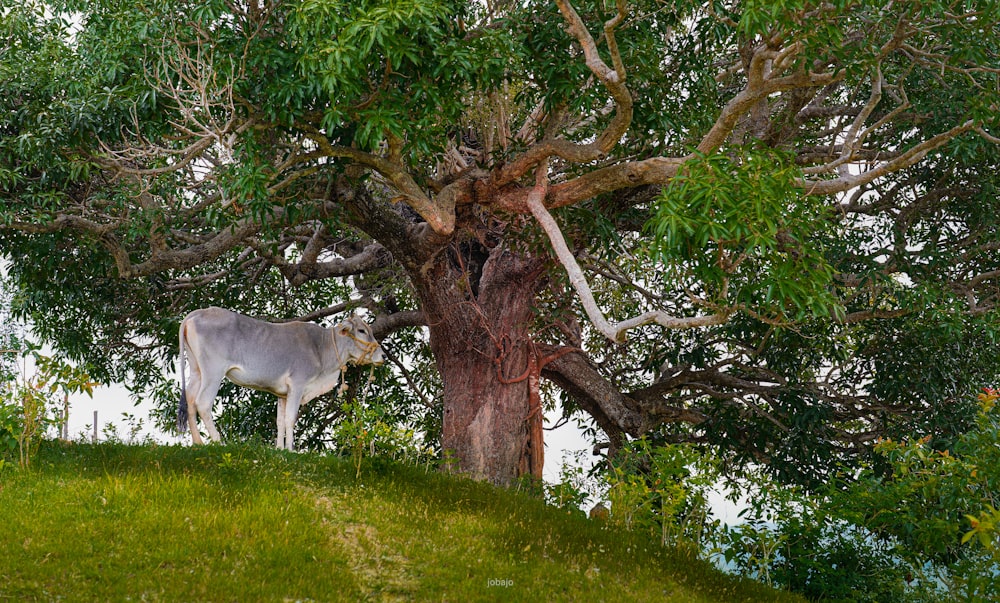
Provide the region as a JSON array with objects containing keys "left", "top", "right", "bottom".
[{"left": 0, "top": 442, "right": 804, "bottom": 602}]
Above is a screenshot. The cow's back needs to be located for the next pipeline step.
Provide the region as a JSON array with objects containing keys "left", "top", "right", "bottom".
[{"left": 183, "top": 307, "right": 328, "bottom": 384}]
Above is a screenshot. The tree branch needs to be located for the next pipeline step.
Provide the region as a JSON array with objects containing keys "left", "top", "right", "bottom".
[
  {"left": 371, "top": 310, "right": 427, "bottom": 341},
  {"left": 495, "top": 0, "right": 633, "bottom": 185},
  {"left": 272, "top": 240, "right": 393, "bottom": 287},
  {"left": 798, "top": 119, "right": 980, "bottom": 195},
  {"left": 301, "top": 127, "right": 455, "bottom": 236},
  {"left": 525, "top": 163, "right": 730, "bottom": 342}
]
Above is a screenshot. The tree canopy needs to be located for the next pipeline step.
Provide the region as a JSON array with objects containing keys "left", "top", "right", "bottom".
[{"left": 1, "top": 0, "right": 999, "bottom": 486}]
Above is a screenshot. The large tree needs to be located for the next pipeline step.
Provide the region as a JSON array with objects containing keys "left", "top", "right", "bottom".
[{"left": 2, "top": 0, "right": 999, "bottom": 485}]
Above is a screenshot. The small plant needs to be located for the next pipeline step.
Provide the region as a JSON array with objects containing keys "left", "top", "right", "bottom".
[
  {"left": 333, "top": 396, "right": 430, "bottom": 478},
  {"left": 0, "top": 380, "right": 52, "bottom": 469},
  {"left": 14, "top": 381, "right": 49, "bottom": 469},
  {"left": 717, "top": 520, "right": 785, "bottom": 588},
  {"left": 0, "top": 348, "right": 97, "bottom": 468},
  {"left": 602, "top": 439, "right": 717, "bottom": 549},
  {"left": 439, "top": 448, "right": 460, "bottom": 474},
  {"left": 545, "top": 451, "right": 595, "bottom": 514},
  {"left": 217, "top": 451, "right": 237, "bottom": 470},
  {"left": 100, "top": 412, "right": 150, "bottom": 445}
]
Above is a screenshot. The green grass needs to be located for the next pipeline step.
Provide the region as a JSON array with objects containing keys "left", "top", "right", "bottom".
[{"left": 0, "top": 442, "right": 804, "bottom": 602}]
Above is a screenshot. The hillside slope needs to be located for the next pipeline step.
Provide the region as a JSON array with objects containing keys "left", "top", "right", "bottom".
[{"left": 0, "top": 442, "right": 803, "bottom": 602}]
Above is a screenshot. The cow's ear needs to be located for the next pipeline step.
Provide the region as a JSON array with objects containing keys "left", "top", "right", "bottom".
[{"left": 339, "top": 324, "right": 352, "bottom": 336}]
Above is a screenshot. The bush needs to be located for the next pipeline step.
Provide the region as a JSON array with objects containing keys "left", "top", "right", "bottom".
[
  {"left": 545, "top": 450, "right": 596, "bottom": 514},
  {"left": 712, "top": 484, "right": 913, "bottom": 602},
  {"left": 0, "top": 400, "right": 20, "bottom": 463},
  {"left": 333, "top": 396, "right": 435, "bottom": 478},
  {"left": 0, "top": 349, "right": 96, "bottom": 468},
  {"left": 543, "top": 388, "right": 1000, "bottom": 601},
  {"left": 598, "top": 439, "right": 717, "bottom": 550},
  {"left": 709, "top": 386, "right": 1000, "bottom": 602}
]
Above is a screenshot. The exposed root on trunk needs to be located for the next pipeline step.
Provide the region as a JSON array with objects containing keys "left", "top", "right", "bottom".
[{"left": 495, "top": 338, "right": 582, "bottom": 481}]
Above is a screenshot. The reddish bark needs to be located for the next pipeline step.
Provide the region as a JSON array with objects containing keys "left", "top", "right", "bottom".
[
  {"left": 497, "top": 343, "right": 582, "bottom": 481},
  {"left": 412, "top": 244, "right": 546, "bottom": 485}
]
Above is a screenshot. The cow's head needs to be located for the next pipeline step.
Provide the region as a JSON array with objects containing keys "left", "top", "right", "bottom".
[{"left": 338, "top": 316, "right": 385, "bottom": 366}]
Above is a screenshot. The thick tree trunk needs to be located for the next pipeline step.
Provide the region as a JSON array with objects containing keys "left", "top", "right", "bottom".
[
  {"left": 345, "top": 188, "right": 549, "bottom": 485},
  {"left": 413, "top": 244, "right": 544, "bottom": 485}
]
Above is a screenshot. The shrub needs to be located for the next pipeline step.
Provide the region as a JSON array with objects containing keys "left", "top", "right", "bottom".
[
  {"left": 710, "top": 386, "right": 1000, "bottom": 602},
  {"left": 542, "top": 388, "right": 1000, "bottom": 601},
  {"left": 0, "top": 349, "right": 96, "bottom": 468},
  {"left": 601, "top": 439, "right": 717, "bottom": 550}
]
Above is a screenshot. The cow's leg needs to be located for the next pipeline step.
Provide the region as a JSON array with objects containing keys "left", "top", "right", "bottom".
[
  {"left": 183, "top": 325, "right": 222, "bottom": 444},
  {"left": 283, "top": 391, "right": 303, "bottom": 451},
  {"left": 275, "top": 397, "right": 287, "bottom": 449},
  {"left": 192, "top": 375, "right": 224, "bottom": 443},
  {"left": 184, "top": 359, "right": 205, "bottom": 444},
  {"left": 188, "top": 405, "right": 204, "bottom": 445}
]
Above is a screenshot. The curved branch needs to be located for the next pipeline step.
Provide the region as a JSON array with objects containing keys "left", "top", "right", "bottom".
[
  {"left": 274, "top": 241, "right": 393, "bottom": 286},
  {"left": 798, "top": 119, "right": 980, "bottom": 195},
  {"left": 538, "top": 344, "right": 638, "bottom": 445},
  {"left": 495, "top": 0, "right": 633, "bottom": 185},
  {"left": 301, "top": 127, "right": 454, "bottom": 236},
  {"left": 493, "top": 156, "right": 685, "bottom": 214},
  {"left": 525, "top": 162, "right": 731, "bottom": 342},
  {"left": 124, "top": 209, "right": 273, "bottom": 278},
  {"left": 278, "top": 302, "right": 356, "bottom": 324},
  {"left": 698, "top": 44, "right": 842, "bottom": 154},
  {"left": 371, "top": 310, "right": 427, "bottom": 341}
]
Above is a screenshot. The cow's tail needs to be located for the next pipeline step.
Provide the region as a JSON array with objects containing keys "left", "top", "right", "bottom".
[{"left": 177, "top": 318, "right": 189, "bottom": 433}]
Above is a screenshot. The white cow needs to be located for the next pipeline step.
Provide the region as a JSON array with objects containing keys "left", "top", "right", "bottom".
[{"left": 177, "top": 307, "right": 385, "bottom": 450}]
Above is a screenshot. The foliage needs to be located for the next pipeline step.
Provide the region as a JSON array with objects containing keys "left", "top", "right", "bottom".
[
  {"left": 0, "top": 441, "right": 805, "bottom": 603},
  {"left": 573, "top": 438, "right": 721, "bottom": 554},
  {"left": 99, "top": 411, "right": 155, "bottom": 445},
  {"left": 1, "top": 0, "right": 999, "bottom": 488},
  {"left": 1, "top": 271, "right": 98, "bottom": 467},
  {"left": 545, "top": 450, "right": 599, "bottom": 514},
  {"left": 962, "top": 390, "right": 1000, "bottom": 558},
  {"left": 702, "top": 386, "right": 1000, "bottom": 602},
  {"left": 964, "top": 506, "right": 1000, "bottom": 559},
  {"left": 608, "top": 440, "right": 717, "bottom": 549},
  {"left": 648, "top": 146, "right": 838, "bottom": 321},
  {"left": 537, "top": 385, "right": 999, "bottom": 600},
  {"left": 0, "top": 401, "right": 20, "bottom": 465},
  {"left": 0, "top": 280, "right": 26, "bottom": 384},
  {"left": 710, "top": 472, "right": 917, "bottom": 602},
  {"left": 836, "top": 388, "right": 1000, "bottom": 563},
  {"left": 288, "top": 0, "right": 503, "bottom": 155},
  {"left": 333, "top": 383, "right": 436, "bottom": 478}
]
